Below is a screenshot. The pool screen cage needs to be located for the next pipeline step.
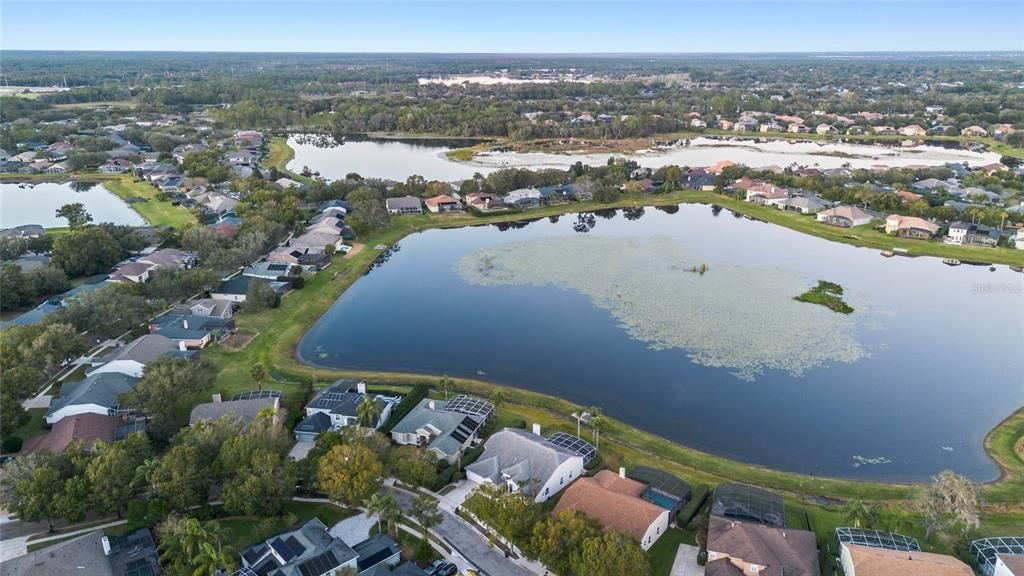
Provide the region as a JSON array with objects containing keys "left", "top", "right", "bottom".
[
  {"left": 835, "top": 527, "right": 920, "bottom": 552},
  {"left": 710, "top": 483, "right": 786, "bottom": 527}
]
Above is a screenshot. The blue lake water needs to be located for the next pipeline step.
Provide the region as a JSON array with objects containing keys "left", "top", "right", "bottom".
[
  {"left": 299, "top": 204, "right": 1024, "bottom": 481},
  {"left": 0, "top": 181, "right": 146, "bottom": 229}
]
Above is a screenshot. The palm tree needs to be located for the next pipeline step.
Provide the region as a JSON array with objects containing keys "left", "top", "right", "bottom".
[
  {"left": 365, "top": 493, "right": 388, "bottom": 534},
  {"left": 378, "top": 494, "right": 401, "bottom": 538},
  {"left": 356, "top": 396, "right": 382, "bottom": 428},
  {"left": 365, "top": 493, "right": 400, "bottom": 536},
  {"left": 842, "top": 499, "right": 878, "bottom": 529},
  {"left": 488, "top": 390, "right": 507, "bottom": 410},
  {"left": 250, "top": 363, "right": 266, "bottom": 391},
  {"left": 134, "top": 457, "right": 159, "bottom": 491},
  {"left": 587, "top": 406, "right": 603, "bottom": 449},
  {"left": 191, "top": 541, "right": 236, "bottom": 576},
  {"left": 439, "top": 375, "right": 452, "bottom": 401}
]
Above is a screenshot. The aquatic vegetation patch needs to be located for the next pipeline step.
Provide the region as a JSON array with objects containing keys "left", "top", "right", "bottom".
[
  {"left": 794, "top": 280, "right": 854, "bottom": 314},
  {"left": 456, "top": 235, "right": 866, "bottom": 380}
]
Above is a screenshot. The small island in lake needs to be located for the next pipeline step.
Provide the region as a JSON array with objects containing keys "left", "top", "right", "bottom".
[{"left": 794, "top": 280, "right": 854, "bottom": 314}]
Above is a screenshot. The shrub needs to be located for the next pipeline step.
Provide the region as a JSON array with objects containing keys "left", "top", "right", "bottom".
[
  {"left": 433, "top": 464, "right": 463, "bottom": 491},
  {"left": 381, "top": 385, "right": 429, "bottom": 433},
  {"left": 459, "top": 444, "right": 486, "bottom": 469},
  {"left": 677, "top": 484, "right": 710, "bottom": 526},
  {"left": 1, "top": 436, "right": 22, "bottom": 453}
]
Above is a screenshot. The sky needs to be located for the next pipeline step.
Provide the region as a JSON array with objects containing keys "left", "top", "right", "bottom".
[{"left": 2, "top": 0, "right": 1022, "bottom": 53}]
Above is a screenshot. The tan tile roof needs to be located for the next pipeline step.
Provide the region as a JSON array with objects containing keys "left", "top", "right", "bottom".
[
  {"left": 425, "top": 195, "right": 458, "bottom": 207},
  {"left": 553, "top": 470, "right": 666, "bottom": 543},
  {"left": 846, "top": 544, "right": 973, "bottom": 576},
  {"left": 707, "top": 516, "right": 819, "bottom": 576}
]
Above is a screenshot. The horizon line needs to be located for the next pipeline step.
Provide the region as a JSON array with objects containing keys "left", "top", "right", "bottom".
[{"left": 2, "top": 49, "right": 1023, "bottom": 56}]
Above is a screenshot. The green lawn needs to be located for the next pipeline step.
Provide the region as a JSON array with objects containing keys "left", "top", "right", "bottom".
[
  {"left": 11, "top": 408, "right": 47, "bottom": 447},
  {"left": 103, "top": 176, "right": 195, "bottom": 228},
  {"left": 648, "top": 528, "right": 695, "bottom": 576}
]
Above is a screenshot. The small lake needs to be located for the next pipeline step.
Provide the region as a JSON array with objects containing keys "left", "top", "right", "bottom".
[
  {"left": 0, "top": 181, "right": 146, "bottom": 229},
  {"left": 299, "top": 204, "right": 1024, "bottom": 482},
  {"left": 288, "top": 134, "right": 1002, "bottom": 182}
]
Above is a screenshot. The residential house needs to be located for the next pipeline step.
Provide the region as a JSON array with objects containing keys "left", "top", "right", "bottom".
[
  {"left": 189, "top": 392, "right": 281, "bottom": 429},
  {"left": 745, "top": 183, "right": 789, "bottom": 206},
  {"left": 203, "top": 193, "right": 239, "bottom": 217},
  {"left": 682, "top": 168, "right": 716, "bottom": 191},
  {"left": 108, "top": 261, "right": 153, "bottom": 284},
  {"left": 390, "top": 397, "right": 484, "bottom": 464},
  {"left": 816, "top": 206, "right": 875, "bottom": 227},
  {"left": 465, "top": 426, "right": 585, "bottom": 503},
  {"left": 386, "top": 196, "right": 423, "bottom": 215},
  {"left": 946, "top": 221, "right": 1001, "bottom": 247},
  {"left": 503, "top": 188, "right": 543, "bottom": 209},
  {"left": 538, "top": 184, "right": 579, "bottom": 202},
  {"left": 4, "top": 277, "right": 108, "bottom": 327},
  {"left": 961, "top": 125, "right": 989, "bottom": 137},
  {"left": 466, "top": 192, "right": 505, "bottom": 211},
  {"left": 294, "top": 380, "right": 399, "bottom": 441},
  {"left": 734, "top": 117, "right": 759, "bottom": 132},
  {"left": 760, "top": 121, "right": 783, "bottom": 133},
  {"left": 139, "top": 248, "right": 197, "bottom": 271},
  {"left": 994, "top": 555, "right": 1024, "bottom": 576},
  {"left": 171, "top": 297, "right": 236, "bottom": 319},
  {"left": 148, "top": 313, "right": 234, "bottom": 349},
  {"left": 0, "top": 224, "right": 46, "bottom": 239},
  {"left": 872, "top": 126, "right": 897, "bottom": 135},
  {"left": 841, "top": 544, "right": 972, "bottom": 576},
  {"left": 553, "top": 469, "right": 671, "bottom": 550},
  {"left": 690, "top": 118, "right": 707, "bottom": 129},
  {"left": 705, "top": 516, "right": 819, "bottom": 576},
  {"left": 787, "top": 123, "right": 809, "bottom": 134},
  {"left": 911, "top": 177, "right": 957, "bottom": 193},
  {"left": 276, "top": 177, "right": 308, "bottom": 191},
  {"left": 815, "top": 123, "right": 837, "bottom": 135},
  {"left": 899, "top": 124, "right": 927, "bottom": 137},
  {"left": 239, "top": 518, "right": 359, "bottom": 576},
  {"left": 244, "top": 261, "right": 295, "bottom": 280},
  {"left": 45, "top": 372, "right": 140, "bottom": 424},
  {"left": 22, "top": 413, "right": 118, "bottom": 455},
  {"left": 88, "top": 334, "right": 190, "bottom": 378},
  {"left": 227, "top": 149, "right": 255, "bottom": 166},
  {"left": 779, "top": 195, "right": 829, "bottom": 214},
  {"left": 351, "top": 534, "right": 401, "bottom": 575},
  {"left": 210, "top": 276, "right": 285, "bottom": 302},
  {"left": 1016, "top": 229, "right": 1024, "bottom": 250},
  {"left": 884, "top": 215, "right": 940, "bottom": 239},
  {"left": 897, "top": 189, "right": 924, "bottom": 203},
  {"left": 0, "top": 528, "right": 161, "bottom": 576},
  {"left": 425, "top": 194, "right": 462, "bottom": 213},
  {"left": 971, "top": 537, "right": 1024, "bottom": 576},
  {"left": 98, "top": 158, "right": 132, "bottom": 173}
]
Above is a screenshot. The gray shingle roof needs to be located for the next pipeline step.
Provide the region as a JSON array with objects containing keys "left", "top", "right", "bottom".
[
  {"left": 466, "top": 428, "right": 579, "bottom": 496},
  {"left": 189, "top": 396, "right": 278, "bottom": 428},
  {"left": 239, "top": 518, "right": 357, "bottom": 576},
  {"left": 0, "top": 530, "right": 114, "bottom": 576},
  {"left": 46, "top": 372, "right": 140, "bottom": 419},
  {"left": 102, "top": 334, "right": 180, "bottom": 364},
  {"left": 391, "top": 398, "right": 480, "bottom": 457}
]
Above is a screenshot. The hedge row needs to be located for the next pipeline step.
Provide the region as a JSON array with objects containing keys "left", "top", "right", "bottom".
[
  {"left": 381, "top": 384, "right": 430, "bottom": 433},
  {"left": 677, "top": 484, "right": 710, "bottom": 526}
]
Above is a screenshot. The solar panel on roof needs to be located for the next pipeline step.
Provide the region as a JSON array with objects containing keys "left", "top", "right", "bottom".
[
  {"left": 271, "top": 537, "right": 296, "bottom": 561},
  {"left": 546, "top": 432, "right": 597, "bottom": 464},
  {"left": 122, "top": 558, "right": 156, "bottom": 576},
  {"left": 835, "top": 528, "right": 920, "bottom": 552},
  {"left": 232, "top": 390, "right": 283, "bottom": 401},
  {"left": 285, "top": 535, "right": 306, "bottom": 558},
  {"left": 267, "top": 263, "right": 288, "bottom": 272},
  {"left": 299, "top": 550, "right": 339, "bottom": 576}
]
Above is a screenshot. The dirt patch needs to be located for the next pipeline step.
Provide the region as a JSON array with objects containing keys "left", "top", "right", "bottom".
[
  {"left": 343, "top": 243, "right": 366, "bottom": 259},
  {"left": 221, "top": 329, "right": 258, "bottom": 350}
]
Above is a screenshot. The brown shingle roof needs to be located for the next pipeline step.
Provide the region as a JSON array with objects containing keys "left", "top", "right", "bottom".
[
  {"left": 999, "top": 554, "right": 1024, "bottom": 575},
  {"left": 707, "top": 516, "right": 819, "bottom": 576},
  {"left": 845, "top": 544, "right": 973, "bottom": 576},
  {"left": 22, "top": 413, "right": 117, "bottom": 454},
  {"left": 553, "top": 470, "right": 666, "bottom": 543}
]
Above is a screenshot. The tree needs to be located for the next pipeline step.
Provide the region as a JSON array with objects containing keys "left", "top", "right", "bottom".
[
  {"left": 30, "top": 322, "right": 87, "bottom": 368},
  {"left": 151, "top": 444, "right": 212, "bottom": 511},
  {"left": 55, "top": 202, "right": 93, "bottom": 229},
  {"left": 0, "top": 264, "right": 29, "bottom": 310},
  {"left": 842, "top": 499, "right": 878, "bottom": 529},
  {"left": 243, "top": 279, "right": 280, "bottom": 311},
  {"left": 387, "top": 446, "right": 438, "bottom": 488},
  {"left": 86, "top": 434, "right": 153, "bottom": 517},
  {"left": 222, "top": 448, "right": 295, "bottom": 517},
  {"left": 0, "top": 393, "right": 28, "bottom": 440},
  {"left": 587, "top": 406, "right": 604, "bottom": 450},
  {"left": 317, "top": 444, "right": 384, "bottom": 506},
  {"left": 25, "top": 266, "right": 70, "bottom": 297},
  {"left": 356, "top": 396, "right": 382, "bottom": 428},
  {"left": 916, "top": 470, "right": 982, "bottom": 540},
  {"left": 439, "top": 375, "right": 452, "bottom": 401},
  {"left": 488, "top": 390, "right": 507, "bottom": 410},
  {"left": 13, "top": 465, "right": 61, "bottom": 531},
  {"left": 123, "top": 358, "right": 215, "bottom": 444},
  {"left": 410, "top": 495, "right": 442, "bottom": 543},
  {"left": 527, "top": 510, "right": 601, "bottom": 574},
  {"left": 55, "top": 284, "right": 153, "bottom": 338},
  {"left": 250, "top": 363, "right": 266, "bottom": 391},
  {"left": 365, "top": 492, "right": 401, "bottom": 536},
  {"left": 50, "top": 227, "right": 124, "bottom": 276},
  {"left": 571, "top": 531, "right": 649, "bottom": 576}
]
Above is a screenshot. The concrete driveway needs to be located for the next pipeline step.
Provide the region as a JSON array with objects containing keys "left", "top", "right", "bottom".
[
  {"left": 330, "top": 512, "right": 377, "bottom": 545},
  {"left": 440, "top": 480, "right": 478, "bottom": 508},
  {"left": 671, "top": 543, "right": 705, "bottom": 576}
]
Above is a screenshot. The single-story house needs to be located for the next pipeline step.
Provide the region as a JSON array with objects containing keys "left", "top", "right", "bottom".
[
  {"left": 503, "top": 188, "right": 543, "bottom": 209},
  {"left": 0, "top": 528, "right": 160, "bottom": 576},
  {"left": 706, "top": 516, "right": 819, "bottom": 576},
  {"left": 779, "top": 196, "right": 829, "bottom": 214},
  {"left": 294, "top": 380, "right": 399, "bottom": 442},
  {"left": 22, "top": 413, "right": 118, "bottom": 455},
  {"left": 390, "top": 398, "right": 484, "bottom": 464},
  {"left": 45, "top": 372, "right": 140, "bottom": 425},
  {"left": 243, "top": 261, "right": 295, "bottom": 280},
  {"left": 386, "top": 196, "right": 423, "bottom": 215},
  {"left": 816, "top": 206, "right": 875, "bottom": 227},
  {"left": 88, "top": 334, "right": 190, "bottom": 378},
  {"left": 899, "top": 125, "right": 927, "bottom": 137},
  {"left": 424, "top": 194, "right": 462, "bottom": 213},
  {"left": 148, "top": 313, "right": 234, "bottom": 349},
  {"left": 745, "top": 184, "right": 789, "bottom": 206},
  {"left": 190, "top": 392, "right": 281, "bottom": 429},
  {"left": 885, "top": 215, "right": 940, "bottom": 239},
  {"left": 465, "top": 192, "right": 505, "bottom": 211},
  {"left": 554, "top": 469, "right": 671, "bottom": 550},
  {"left": 465, "top": 426, "right": 585, "bottom": 503},
  {"left": 841, "top": 543, "right": 972, "bottom": 576},
  {"left": 1015, "top": 229, "right": 1024, "bottom": 250},
  {"left": 211, "top": 276, "right": 288, "bottom": 303},
  {"left": 171, "top": 297, "right": 236, "bottom": 319},
  {"left": 276, "top": 177, "right": 308, "bottom": 191},
  {"left": 961, "top": 125, "right": 989, "bottom": 137},
  {"left": 239, "top": 518, "right": 358, "bottom": 576},
  {"left": 945, "top": 221, "right": 1001, "bottom": 247},
  {"left": 108, "top": 261, "right": 153, "bottom": 284},
  {"left": 138, "top": 248, "right": 197, "bottom": 271}
]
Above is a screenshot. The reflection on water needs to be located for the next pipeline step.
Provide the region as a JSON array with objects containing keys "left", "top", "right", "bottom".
[
  {"left": 299, "top": 203, "right": 1023, "bottom": 481},
  {"left": 1, "top": 181, "right": 147, "bottom": 229}
]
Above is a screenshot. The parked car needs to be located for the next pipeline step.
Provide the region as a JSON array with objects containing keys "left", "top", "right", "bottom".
[{"left": 427, "top": 562, "right": 458, "bottom": 576}]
